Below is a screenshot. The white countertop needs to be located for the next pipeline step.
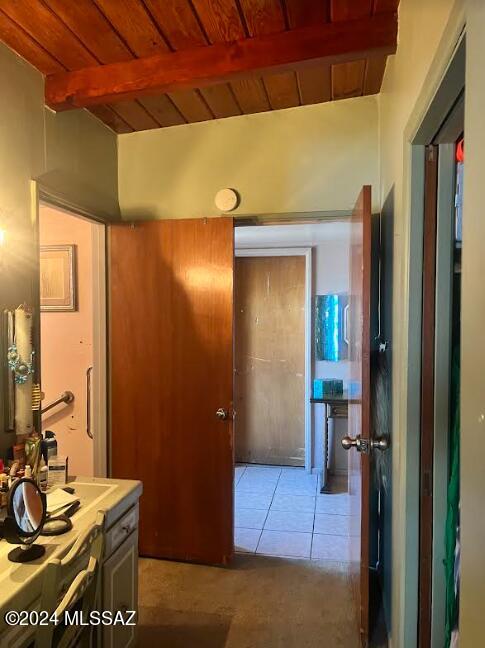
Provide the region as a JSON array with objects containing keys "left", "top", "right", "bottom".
[{"left": 0, "top": 476, "right": 142, "bottom": 625}]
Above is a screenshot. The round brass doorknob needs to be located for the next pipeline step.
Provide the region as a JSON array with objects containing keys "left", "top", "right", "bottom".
[
  {"left": 371, "top": 437, "right": 390, "bottom": 452},
  {"left": 216, "top": 408, "right": 229, "bottom": 420},
  {"left": 341, "top": 436, "right": 359, "bottom": 451}
]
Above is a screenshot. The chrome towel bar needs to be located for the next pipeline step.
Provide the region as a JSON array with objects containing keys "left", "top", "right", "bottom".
[{"left": 41, "top": 391, "right": 75, "bottom": 415}]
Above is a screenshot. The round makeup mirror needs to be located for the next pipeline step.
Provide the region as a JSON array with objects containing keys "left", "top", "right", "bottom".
[{"left": 4, "top": 478, "right": 47, "bottom": 562}]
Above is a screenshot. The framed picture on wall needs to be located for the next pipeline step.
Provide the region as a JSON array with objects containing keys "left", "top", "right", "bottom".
[{"left": 40, "top": 245, "right": 77, "bottom": 312}]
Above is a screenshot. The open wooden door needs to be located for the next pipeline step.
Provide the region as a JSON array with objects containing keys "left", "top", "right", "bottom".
[
  {"left": 109, "top": 217, "right": 234, "bottom": 565},
  {"left": 343, "top": 186, "right": 383, "bottom": 646}
]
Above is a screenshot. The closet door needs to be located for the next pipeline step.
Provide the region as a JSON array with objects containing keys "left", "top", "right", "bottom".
[
  {"left": 110, "top": 218, "right": 234, "bottom": 565},
  {"left": 235, "top": 255, "right": 306, "bottom": 466}
]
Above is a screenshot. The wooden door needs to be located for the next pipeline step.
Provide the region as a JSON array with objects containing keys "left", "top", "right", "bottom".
[
  {"left": 110, "top": 218, "right": 234, "bottom": 565},
  {"left": 235, "top": 255, "right": 305, "bottom": 466},
  {"left": 347, "top": 186, "right": 374, "bottom": 645}
]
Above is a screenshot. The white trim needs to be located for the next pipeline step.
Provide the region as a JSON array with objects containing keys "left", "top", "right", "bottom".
[
  {"left": 92, "top": 224, "right": 108, "bottom": 477},
  {"left": 235, "top": 247, "right": 313, "bottom": 473}
]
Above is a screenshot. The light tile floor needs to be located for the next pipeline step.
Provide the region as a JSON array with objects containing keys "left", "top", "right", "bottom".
[{"left": 235, "top": 464, "right": 355, "bottom": 560}]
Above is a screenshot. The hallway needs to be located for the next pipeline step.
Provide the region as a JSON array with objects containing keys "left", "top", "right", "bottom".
[{"left": 138, "top": 554, "right": 359, "bottom": 648}]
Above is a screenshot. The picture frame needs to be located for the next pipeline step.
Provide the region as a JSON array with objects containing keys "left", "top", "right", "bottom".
[
  {"left": 315, "top": 294, "right": 349, "bottom": 361},
  {"left": 40, "top": 245, "right": 77, "bottom": 312}
]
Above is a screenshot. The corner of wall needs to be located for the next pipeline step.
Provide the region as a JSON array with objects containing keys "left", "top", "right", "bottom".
[{"left": 40, "top": 106, "right": 121, "bottom": 221}]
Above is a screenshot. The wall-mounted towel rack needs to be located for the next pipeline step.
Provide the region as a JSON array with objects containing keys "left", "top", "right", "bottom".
[{"left": 41, "top": 391, "right": 75, "bottom": 415}]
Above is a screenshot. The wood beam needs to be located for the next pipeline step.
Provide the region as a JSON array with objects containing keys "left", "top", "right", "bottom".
[{"left": 45, "top": 13, "right": 397, "bottom": 111}]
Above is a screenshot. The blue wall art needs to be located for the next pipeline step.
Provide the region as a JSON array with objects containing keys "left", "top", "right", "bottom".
[{"left": 315, "top": 294, "right": 349, "bottom": 362}]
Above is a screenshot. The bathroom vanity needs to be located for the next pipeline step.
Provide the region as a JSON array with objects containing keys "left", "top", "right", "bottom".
[{"left": 0, "top": 476, "right": 142, "bottom": 648}]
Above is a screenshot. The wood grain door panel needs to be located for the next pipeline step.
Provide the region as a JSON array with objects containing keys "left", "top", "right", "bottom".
[
  {"left": 348, "top": 186, "right": 373, "bottom": 646},
  {"left": 235, "top": 256, "right": 305, "bottom": 466},
  {"left": 110, "top": 218, "right": 234, "bottom": 565}
]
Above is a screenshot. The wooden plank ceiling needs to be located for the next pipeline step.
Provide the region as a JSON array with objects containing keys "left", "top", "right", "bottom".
[{"left": 0, "top": 0, "right": 399, "bottom": 133}]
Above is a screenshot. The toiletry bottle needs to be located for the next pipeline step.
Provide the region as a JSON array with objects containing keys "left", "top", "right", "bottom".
[
  {"left": 38, "top": 463, "right": 48, "bottom": 492},
  {"left": 43, "top": 431, "right": 58, "bottom": 461},
  {"left": 25, "top": 465, "right": 32, "bottom": 479},
  {"left": 25, "top": 432, "right": 42, "bottom": 477}
]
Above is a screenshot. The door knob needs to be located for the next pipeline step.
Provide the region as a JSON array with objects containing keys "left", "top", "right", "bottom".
[
  {"left": 370, "top": 437, "right": 390, "bottom": 452},
  {"left": 341, "top": 435, "right": 362, "bottom": 451},
  {"left": 341, "top": 435, "right": 389, "bottom": 453},
  {"left": 216, "top": 408, "right": 229, "bottom": 421}
]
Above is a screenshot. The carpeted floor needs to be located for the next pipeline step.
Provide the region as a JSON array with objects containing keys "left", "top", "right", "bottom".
[{"left": 138, "top": 554, "right": 360, "bottom": 647}]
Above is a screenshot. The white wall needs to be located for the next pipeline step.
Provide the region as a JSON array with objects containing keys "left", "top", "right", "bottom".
[
  {"left": 313, "top": 239, "right": 350, "bottom": 475},
  {"left": 118, "top": 96, "right": 379, "bottom": 220},
  {"left": 236, "top": 223, "right": 350, "bottom": 474}
]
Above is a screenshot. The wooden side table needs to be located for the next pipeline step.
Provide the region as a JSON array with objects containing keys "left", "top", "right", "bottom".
[{"left": 311, "top": 392, "right": 349, "bottom": 493}]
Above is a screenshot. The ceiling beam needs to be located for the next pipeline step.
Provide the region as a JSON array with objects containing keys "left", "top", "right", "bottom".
[{"left": 45, "top": 13, "right": 397, "bottom": 111}]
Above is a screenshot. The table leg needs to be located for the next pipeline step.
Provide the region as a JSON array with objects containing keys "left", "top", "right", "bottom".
[{"left": 321, "top": 403, "right": 331, "bottom": 494}]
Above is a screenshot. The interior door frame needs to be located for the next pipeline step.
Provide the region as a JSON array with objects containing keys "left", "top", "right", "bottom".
[
  {"left": 418, "top": 144, "right": 439, "bottom": 648},
  {"left": 430, "top": 142, "right": 456, "bottom": 648},
  {"left": 404, "top": 34, "right": 465, "bottom": 648},
  {"left": 32, "top": 182, "right": 108, "bottom": 477},
  {"left": 235, "top": 247, "right": 312, "bottom": 472}
]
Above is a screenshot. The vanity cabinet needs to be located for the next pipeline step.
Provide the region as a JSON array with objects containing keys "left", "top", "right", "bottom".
[
  {"left": 0, "top": 478, "right": 142, "bottom": 648},
  {"left": 102, "top": 505, "right": 139, "bottom": 648}
]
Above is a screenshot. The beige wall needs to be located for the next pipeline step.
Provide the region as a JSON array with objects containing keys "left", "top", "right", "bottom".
[
  {"left": 118, "top": 96, "right": 379, "bottom": 220},
  {"left": 460, "top": 1, "right": 485, "bottom": 644},
  {"left": 40, "top": 206, "right": 94, "bottom": 477},
  {"left": 41, "top": 108, "right": 119, "bottom": 220},
  {"left": 378, "top": 0, "right": 465, "bottom": 646},
  {"left": 379, "top": 0, "right": 459, "bottom": 206},
  {"left": 0, "top": 42, "right": 44, "bottom": 312},
  {"left": 0, "top": 41, "right": 118, "bottom": 310}
]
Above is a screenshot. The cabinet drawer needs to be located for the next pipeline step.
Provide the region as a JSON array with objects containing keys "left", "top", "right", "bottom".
[{"left": 105, "top": 504, "right": 139, "bottom": 559}]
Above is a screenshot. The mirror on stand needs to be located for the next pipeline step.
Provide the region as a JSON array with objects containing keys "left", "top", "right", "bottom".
[{"left": 2, "top": 477, "right": 47, "bottom": 562}]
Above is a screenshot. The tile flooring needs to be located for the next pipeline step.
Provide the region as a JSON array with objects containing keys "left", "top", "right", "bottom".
[{"left": 234, "top": 464, "right": 355, "bottom": 560}]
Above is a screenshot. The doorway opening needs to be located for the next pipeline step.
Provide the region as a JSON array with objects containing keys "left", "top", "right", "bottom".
[
  {"left": 418, "top": 129, "right": 464, "bottom": 648},
  {"left": 235, "top": 249, "right": 310, "bottom": 469},
  {"left": 404, "top": 34, "right": 465, "bottom": 648},
  {"left": 233, "top": 222, "right": 352, "bottom": 560},
  {"left": 38, "top": 202, "right": 107, "bottom": 478}
]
